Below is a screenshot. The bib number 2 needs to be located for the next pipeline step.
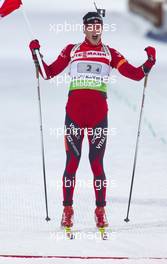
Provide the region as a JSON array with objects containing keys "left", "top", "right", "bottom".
[{"left": 77, "top": 62, "right": 102, "bottom": 74}]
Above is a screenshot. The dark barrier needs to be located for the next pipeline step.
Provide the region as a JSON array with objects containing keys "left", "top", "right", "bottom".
[{"left": 128, "top": 0, "right": 164, "bottom": 27}]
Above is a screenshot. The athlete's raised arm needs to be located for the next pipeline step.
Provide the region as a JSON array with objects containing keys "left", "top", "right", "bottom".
[
  {"left": 29, "top": 40, "right": 75, "bottom": 79},
  {"left": 110, "top": 47, "right": 156, "bottom": 81}
]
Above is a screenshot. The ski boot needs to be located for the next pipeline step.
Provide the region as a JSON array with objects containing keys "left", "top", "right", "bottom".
[
  {"left": 61, "top": 206, "right": 74, "bottom": 228},
  {"left": 95, "top": 206, "right": 109, "bottom": 228}
]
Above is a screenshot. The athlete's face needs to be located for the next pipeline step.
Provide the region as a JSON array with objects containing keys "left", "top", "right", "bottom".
[{"left": 84, "top": 23, "right": 103, "bottom": 45}]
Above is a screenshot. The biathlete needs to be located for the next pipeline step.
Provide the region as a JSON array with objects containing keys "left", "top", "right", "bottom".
[{"left": 29, "top": 11, "right": 156, "bottom": 229}]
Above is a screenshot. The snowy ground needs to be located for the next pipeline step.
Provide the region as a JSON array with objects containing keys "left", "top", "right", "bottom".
[{"left": 0, "top": 2, "right": 167, "bottom": 264}]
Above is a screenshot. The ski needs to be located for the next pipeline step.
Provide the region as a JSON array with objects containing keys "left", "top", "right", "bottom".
[
  {"left": 64, "top": 226, "right": 75, "bottom": 240},
  {"left": 98, "top": 227, "right": 108, "bottom": 240},
  {"left": 58, "top": 227, "right": 111, "bottom": 240}
]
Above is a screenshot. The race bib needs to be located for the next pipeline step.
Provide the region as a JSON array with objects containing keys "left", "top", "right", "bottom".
[{"left": 77, "top": 62, "right": 102, "bottom": 75}]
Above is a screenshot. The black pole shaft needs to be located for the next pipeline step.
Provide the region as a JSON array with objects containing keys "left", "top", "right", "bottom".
[
  {"left": 124, "top": 75, "right": 148, "bottom": 222},
  {"left": 94, "top": 1, "right": 98, "bottom": 11},
  {"left": 35, "top": 65, "right": 50, "bottom": 221}
]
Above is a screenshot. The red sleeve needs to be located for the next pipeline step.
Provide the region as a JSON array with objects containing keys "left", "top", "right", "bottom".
[
  {"left": 118, "top": 62, "right": 145, "bottom": 81},
  {"left": 109, "top": 48, "right": 126, "bottom": 69},
  {"left": 109, "top": 48, "right": 145, "bottom": 81},
  {"left": 42, "top": 44, "right": 75, "bottom": 79}
]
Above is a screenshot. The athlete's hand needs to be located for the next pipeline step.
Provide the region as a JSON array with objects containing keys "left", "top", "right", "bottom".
[
  {"left": 29, "top": 39, "right": 40, "bottom": 51},
  {"left": 29, "top": 39, "right": 41, "bottom": 63},
  {"left": 142, "top": 46, "right": 156, "bottom": 75},
  {"left": 145, "top": 46, "right": 156, "bottom": 63}
]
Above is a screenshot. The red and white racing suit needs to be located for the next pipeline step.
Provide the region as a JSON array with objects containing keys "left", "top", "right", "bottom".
[{"left": 41, "top": 38, "right": 147, "bottom": 207}]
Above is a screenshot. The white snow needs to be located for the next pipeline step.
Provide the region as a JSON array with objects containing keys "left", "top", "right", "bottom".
[{"left": 0, "top": 1, "right": 167, "bottom": 263}]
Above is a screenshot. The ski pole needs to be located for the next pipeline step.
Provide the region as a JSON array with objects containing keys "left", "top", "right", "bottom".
[
  {"left": 20, "top": 6, "right": 50, "bottom": 220},
  {"left": 35, "top": 61, "right": 51, "bottom": 222},
  {"left": 124, "top": 75, "right": 148, "bottom": 222}
]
